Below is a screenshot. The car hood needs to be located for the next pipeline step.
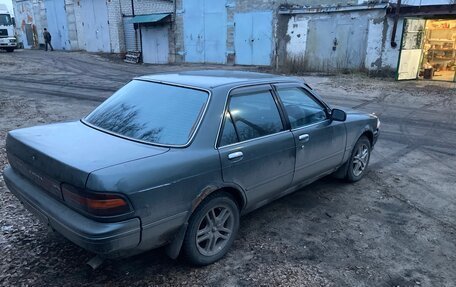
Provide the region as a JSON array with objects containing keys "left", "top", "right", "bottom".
[{"left": 6, "top": 121, "right": 169, "bottom": 188}]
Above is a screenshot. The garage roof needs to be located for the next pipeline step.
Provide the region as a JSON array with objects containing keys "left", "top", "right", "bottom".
[{"left": 128, "top": 13, "right": 171, "bottom": 24}]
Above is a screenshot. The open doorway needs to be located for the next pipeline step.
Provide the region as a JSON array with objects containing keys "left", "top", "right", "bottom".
[{"left": 397, "top": 18, "right": 456, "bottom": 82}]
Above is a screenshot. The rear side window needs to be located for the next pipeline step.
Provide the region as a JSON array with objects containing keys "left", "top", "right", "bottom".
[
  {"left": 220, "top": 113, "right": 238, "bottom": 146},
  {"left": 85, "top": 80, "right": 208, "bottom": 146},
  {"left": 220, "top": 90, "right": 284, "bottom": 145}
]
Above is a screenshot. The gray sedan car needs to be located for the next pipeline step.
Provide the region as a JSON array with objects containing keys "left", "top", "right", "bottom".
[{"left": 3, "top": 70, "right": 379, "bottom": 265}]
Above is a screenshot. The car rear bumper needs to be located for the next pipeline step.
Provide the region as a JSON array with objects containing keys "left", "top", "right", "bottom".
[{"left": 3, "top": 165, "right": 141, "bottom": 256}]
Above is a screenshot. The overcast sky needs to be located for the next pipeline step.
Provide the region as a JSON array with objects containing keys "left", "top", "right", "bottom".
[{"left": 0, "top": 0, "right": 13, "bottom": 14}]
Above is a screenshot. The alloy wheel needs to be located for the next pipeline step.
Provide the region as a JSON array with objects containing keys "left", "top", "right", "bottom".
[
  {"left": 196, "top": 206, "right": 234, "bottom": 256},
  {"left": 352, "top": 143, "right": 369, "bottom": 177}
]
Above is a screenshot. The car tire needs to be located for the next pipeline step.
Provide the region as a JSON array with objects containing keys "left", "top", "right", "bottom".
[
  {"left": 182, "top": 192, "right": 239, "bottom": 266},
  {"left": 346, "top": 135, "right": 371, "bottom": 182}
]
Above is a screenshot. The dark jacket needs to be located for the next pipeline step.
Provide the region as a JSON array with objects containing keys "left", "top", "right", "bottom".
[{"left": 43, "top": 31, "right": 51, "bottom": 42}]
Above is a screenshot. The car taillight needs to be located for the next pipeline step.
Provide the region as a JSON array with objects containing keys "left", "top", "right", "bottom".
[{"left": 61, "top": 183, "right": 132, "bottom": 217}]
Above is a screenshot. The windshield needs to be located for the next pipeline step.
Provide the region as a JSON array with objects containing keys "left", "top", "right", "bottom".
[
  {"left": 0, "top": 14, "right": 12, "bottom": 26},
  {"left": 85, "top": 80, "right": 209, "bottom": 146}
]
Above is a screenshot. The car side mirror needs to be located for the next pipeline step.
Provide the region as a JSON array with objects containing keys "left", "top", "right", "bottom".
[{"left": 331, "top": 109, "right": 346, "bottom": 122}]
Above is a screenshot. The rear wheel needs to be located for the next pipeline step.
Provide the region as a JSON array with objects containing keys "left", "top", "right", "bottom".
[
  {"left": 346, "top": 136, "right": 371, "bottom": 182},
  {"left": 182, "top": 192, "right": 239, "bottom": 266}
]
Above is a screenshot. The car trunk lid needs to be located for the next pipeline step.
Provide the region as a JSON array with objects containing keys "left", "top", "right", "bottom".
[{"left": 6, "top": 121, "right": 169, "bottom": 195}]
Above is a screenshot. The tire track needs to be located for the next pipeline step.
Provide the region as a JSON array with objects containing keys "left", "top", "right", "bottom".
[
  {"left": 0, "top": 76, "right": 118, "bottom": 93},
  {"left": 0, "top": 83, "right": 106, "bottom": 102}
]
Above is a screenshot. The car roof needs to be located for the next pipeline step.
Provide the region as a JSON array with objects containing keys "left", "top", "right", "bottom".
[{"left": 135, "top": 70, "right": 303, "bottom": 89}]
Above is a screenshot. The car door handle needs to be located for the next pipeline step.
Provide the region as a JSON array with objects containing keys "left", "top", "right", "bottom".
[
  {"left": 298, "top": 134, "right": 310, "bottom": 142},
  {"left": 228, "top": 151, "right": 243, "bottom": 160}
]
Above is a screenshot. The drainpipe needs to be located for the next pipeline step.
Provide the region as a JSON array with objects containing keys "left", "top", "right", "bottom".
[
  {"left": 173, "top": 0, "right": 177, "bottom": 62},
  {"left": 139, "top": 23, "right": 143, "bottom": 63},
  {"left": 132, "top": 0, "right": 138, "bottom": 51},
  {"left": 391, "top": 0, "right": 401, "bottom": 48}
]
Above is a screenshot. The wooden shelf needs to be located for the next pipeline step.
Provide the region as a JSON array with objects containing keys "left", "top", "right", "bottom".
[
  {"left": 429, "top": 49, "right": 455, "bottom": 51},
  {"left": 428, "top": 39, "right": 454, "bottom": 42},
  {"left": 428, "top": 28, "right": 456, "bottom": 31}
]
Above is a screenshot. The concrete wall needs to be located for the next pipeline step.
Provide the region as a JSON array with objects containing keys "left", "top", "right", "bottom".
[
  {"left": 280, "top": 7, "right": 406, "bottom": 74},
  {"left": 380, "top": 17, "right": 404, "bottom": 72},
  {"left": 64, "top": 0, "right": 78, "bottom": 50},
  {"left": 365, "top": 15, "right": 404, "bottom": 73},
  {"left": 13, "top": 0, "right": 46, "bottom": 48},
  {"left": 281, "top": 9, "right": 380, "bottom": 71}
]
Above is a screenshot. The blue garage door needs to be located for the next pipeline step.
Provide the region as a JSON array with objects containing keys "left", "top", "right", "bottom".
[
  {"left": 141, "top": 25, "right": 169, "bottom": 64},
  {"left": 44, "top": 0, "right": 70, "bottom": 50},
  {"left": 79, "top": 0, "right": 111, "bottom": 52},
  {"left": 234, "top": 12, "right": 273, "bottom": 66},
  {"left": 183, "top": 0, "right": 226, "bottom": 63},
  {"left": 304, "top": 18, "right": 368, "bottom": 71}
]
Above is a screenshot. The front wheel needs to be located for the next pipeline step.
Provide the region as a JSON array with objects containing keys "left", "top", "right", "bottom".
[
  {"left": 182, "top": 192, "right": 239, "bottom": 266},
  {"left": 346, "top": 136, "right": 371, "bottom": 182}
]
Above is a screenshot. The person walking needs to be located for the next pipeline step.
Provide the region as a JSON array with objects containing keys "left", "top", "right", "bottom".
[{"left": 43, "top": 28, "right": 54, "bottom": 51}]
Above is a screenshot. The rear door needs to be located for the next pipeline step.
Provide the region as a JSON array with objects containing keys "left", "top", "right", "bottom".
[
  {"left": 273, "top": 84, "right": 346, "bottom": 184},
  {"left": 217, "top": 85, "right": 295, "bottom": 207}
]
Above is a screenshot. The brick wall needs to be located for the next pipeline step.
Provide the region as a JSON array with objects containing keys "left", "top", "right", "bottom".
[
  {"left": 107, "top": 0, "right": 123, "bottom": 53},
  {"left": 119, "top": 0, "right": 174, "bottom": 16},
  {"left": 73, "top": 0, "right": 84, "bottom": 50},
  {"left": 64, "top": 0, "right": 79, "bottom": 50}
]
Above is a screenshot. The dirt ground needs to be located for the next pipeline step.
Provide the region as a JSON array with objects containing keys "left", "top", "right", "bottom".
[{"left": 0, "top": 50, "right": 455, "bottom": 287}]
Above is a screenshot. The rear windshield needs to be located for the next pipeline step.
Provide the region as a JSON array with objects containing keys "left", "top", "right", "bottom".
[{"left": 85, "top": 80, "right": 209, "bottom": 146}]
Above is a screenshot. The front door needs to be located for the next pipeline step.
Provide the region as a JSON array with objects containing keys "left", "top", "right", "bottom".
[
  {"left": 273, "top": 84, "right": 346, "bottom": 184},
  {"left": 397, "top": 18, "right": 426, "bottom": 80},
  {"left": 217, "top": 85, "right": 295, "bottom": 209}
]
